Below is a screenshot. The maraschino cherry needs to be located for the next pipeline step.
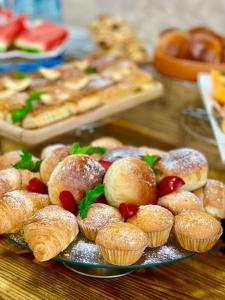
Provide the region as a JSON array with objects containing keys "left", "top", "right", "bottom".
[
  {"left": 119, "top": 203, "right": 139, "bottom": 219},
  {"left": 158, "top": 176, "right": 185, "bottom": 197},
  {"left": 98, "top": 159, "right": 112, "bottom": 170},
  {"left": 27, "top": 178, "right": 48, "bottom": 194},
  {"left": 59, "top": 191, "right": 77, "bottom": 215}
]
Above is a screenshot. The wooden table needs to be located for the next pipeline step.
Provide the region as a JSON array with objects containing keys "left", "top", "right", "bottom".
[{"left": 0, "top": 73, "right": 225, "bottom": 299}]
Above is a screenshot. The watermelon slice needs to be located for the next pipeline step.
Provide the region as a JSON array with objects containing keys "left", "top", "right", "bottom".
[
  {"left": 15, "top": 21, "right": 68, "bottom": 52},
  {"left": 0, "top": 15, "right": 26, "bottom": 51}
]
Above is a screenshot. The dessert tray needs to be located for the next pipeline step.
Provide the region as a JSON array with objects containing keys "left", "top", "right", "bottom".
[
  {"left": 198, "top": 73, "right": 225, "bottom": 163},
  {"left": 6, "top": 233, "right": 194, "bottom": 278}
]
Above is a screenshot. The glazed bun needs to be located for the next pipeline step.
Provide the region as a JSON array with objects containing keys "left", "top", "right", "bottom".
[
  {"left": 91, "top": 136, "right": 123, "bottom": 151},
  {"left": 40, "top": 146, "right": 70, "bottom": 184},
  {"left": 196, "top": 179, "right": 225, "bottom": 219},
  {"left": 157, "top": 148, "right": 208, "bottom": 191},
  {"left": 104, "top": 157, "right": 157, "bottom": 208},
  {"left": 48, "top": 154, "right": 105, "bottom": 205},
  {"left": 158, "top": 190, "right": 203, "bottom": 215}
]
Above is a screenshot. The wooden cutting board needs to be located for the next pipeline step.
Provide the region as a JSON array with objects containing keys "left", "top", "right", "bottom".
[{"left": 0, "top": 81, "right": 163, "bottom": 146}]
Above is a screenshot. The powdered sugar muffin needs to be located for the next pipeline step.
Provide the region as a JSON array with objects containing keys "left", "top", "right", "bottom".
[
  {"left": 174, "top": 210, "right": 222, "bottom": 252},
  {"left": 96, "top": 222, "right": 148, "bottom": 265},
  {"left": 128, "top": 205, "right": 174, "bottom": 247},
  {"left": 194, "top": 179, "right": 225, "bottom": 219},
  {"left": 77, "top": 203, "right": 123, "bottom": 241},
  {"left": 158, "top": 190, "right": 203, "bottom": 215},
  {"left": 157, "top": 148, "right": 208, "bottom": 191}
]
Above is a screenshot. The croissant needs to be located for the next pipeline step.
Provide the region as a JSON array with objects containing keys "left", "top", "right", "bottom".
[
  {"left": 0, "top": 190, "right": 50, "bottom": 234},
  {"left": 0, "top": 150, "right": 38, "bottom": 170},
  {"left": 0, "top": 168, "right": 40, "bottom": 195},
  {"left": 23, "top": 205, "right": 79, "bottom": 262}
]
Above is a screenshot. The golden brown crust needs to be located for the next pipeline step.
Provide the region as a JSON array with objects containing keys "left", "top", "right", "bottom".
[
  {"left": 40, "top": 146, "right": 70, "bottom": 184},
  {"left": 48, "top": 154, "right": 105, "bottom": 205},
  {"left": 0, "top": 151, "right": 22, "bottom": 170},
  {"left": 157, "top": 148, "right": 208, "bottom": 191},
  {"left": 104, "top": 157, "right": 157, "bottom": 208},
  {"left": 40, "top": 144, "right": 65, "bottom": 160},
  {"left": 0, "top": 168, "right": 21, "bottom": 196},
  {"left": 91, "top": 136, "right": 123, "bottom": 152},
  {"left": 19, "top": 169, "right": 40, "bottom": 189},
  {"left": 96, "top": 222, "right": 148, "bottom": 251},
  {"left": 158, "top": 190, "right": 203, "bottom": 215},
  {"left": 128, "top": 205, "right": 174, "bottom": 232}
]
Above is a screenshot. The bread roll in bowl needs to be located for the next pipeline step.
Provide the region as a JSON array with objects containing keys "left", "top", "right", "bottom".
[
  {"left": 48, "top": 154, "right": 105, "bottom": 205},
  {"left": 40, "top": 146, "right": 70, "bottom": 184},
  {"left": 157, "top": 148, "right": 208, "bottom": 191},
  {"left": 104, "top": 157, "right": 157, "bottom": 208}
]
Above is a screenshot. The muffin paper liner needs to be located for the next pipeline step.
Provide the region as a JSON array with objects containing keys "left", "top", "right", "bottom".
[
  {"left": 175, "top": 229, "right": 222, "bottom": 253},
  {"left": 78, "top": 224, "right": 98, "bottom": 241},
  {"left": 147, "top": 227, "right": 172, "bottom": 248},
  {"left": 99, "top": 246, "right": 145, "bottom": 266}
]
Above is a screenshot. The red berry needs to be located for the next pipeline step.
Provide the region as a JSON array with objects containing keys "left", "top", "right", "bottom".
[
  {"left": 158, "top": 176, "right": 185, "bottom": 197},
  {"left": 98, "top": 159, "right": 112, "bottom": 170},
  {"left": 59, "top": 191, "right": 77, "bottom": 215},
  {"left": 119, "top": 203, "right": 139, "bottom": 219},
  {"left": 27, "top": 178, "right": 48, "bottom": 194},
  {"left": 95, "top": 195, "right": 106, "bottom": 204}
]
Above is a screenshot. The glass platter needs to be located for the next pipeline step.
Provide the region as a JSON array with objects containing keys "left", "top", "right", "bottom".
[{"left": 6, "top": 233, "right": 194, "bottom": 278}]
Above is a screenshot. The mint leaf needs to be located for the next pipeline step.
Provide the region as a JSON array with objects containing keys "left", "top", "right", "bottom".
[
  {"left": 142, "top": 155, "right": 161, "bottom": 174},
  {"left": 86, "top": 66, "right": 97, "bottom": 75},
  {"left": 78, "top": 184, "right": 104, "bottom": 219},
  {"left": 15, "top": 71, "right": 27, "bottom": 80},
  {"left": 13, "top": 149, "right": 42, "bottom": 172},
  {"left": 11, "top": 91, "right": 45, "bottom": 123},
  {"left": 69, "top": 142, "right": 106, "bottom": 155}
]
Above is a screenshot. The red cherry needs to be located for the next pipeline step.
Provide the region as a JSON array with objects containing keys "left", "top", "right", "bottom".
[
  {"left": 27, "top": 178, "right": 48, "bottom": 194},
  {"left": 119, "top": 203, "right": 139, "bottom": 219},
  {"left": 59, "top": 191, "right": 77, "bottom": 215},
  {"left": 98, "top": 159, "right": 112, "bottom": 170},
  {"left": 95, "top": 195, "right": 106, "bottom": 203},
  {"left": 158, "top": 176, "right": 185, "bottom": 197}
]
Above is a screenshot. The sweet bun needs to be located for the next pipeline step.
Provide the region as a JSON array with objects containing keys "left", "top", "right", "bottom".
[
  {"left": 91, "top": 136, "right": 123, "bottom": 151},
  {"left": 198, "top": 179, "right": 225, "bottom": 219},
  {"left": 103, "top": 146, "right": 144, "bottom": 162},
  {"left": 157, "top": 148, "right": 208, "bottom": 191},
  {"left": 40, "top": 146, "right": 70, "bottom": 184},
  {"left": 40, "top": 144, "right": 65, "bottom": 160},
  {"left": 0, "top": 150, "right": 37, "bottom": 170},
  {"left": 104, "top": 157, "right": 157, "bottom": 208},
  {"left": 139, "top": 146, "right": 165, "bottom": 157},
  {"left": 158, "top": 190, "right": 203, "bottom": 215},
  {"left": 48, "top": 154, "right": 105, "bottom": 205}
]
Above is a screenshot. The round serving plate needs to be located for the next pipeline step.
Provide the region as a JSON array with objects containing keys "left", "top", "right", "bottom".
[{"left": 6, "top": 233, "right": 194, "bottom": 278}]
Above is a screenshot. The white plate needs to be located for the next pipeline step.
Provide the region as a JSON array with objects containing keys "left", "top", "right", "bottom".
[{"left": 198, "top": 73, "right": 225, "bottom": 163}]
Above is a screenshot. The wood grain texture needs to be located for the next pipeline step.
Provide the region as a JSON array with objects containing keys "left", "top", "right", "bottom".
[{"left": 0, "top": 242, "right": 224, "bottom": 300}]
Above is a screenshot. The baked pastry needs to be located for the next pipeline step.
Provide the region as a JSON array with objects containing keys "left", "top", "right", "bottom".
[
  {"left": 77, "top": 203, "right": 123, "bottom": 241},
  {"left": 104, "top": 157, "right": 157, "bottom": 208},
  {"left": 91, "top": 136, "right": 123, "bottom": 152},
  {"left": 0, "top": 190, "right": 49, "bottom": 234},
  {"left": 102, "top": 146, "right": 144, "bottom": 162},
  {"left": 19, "top": 169, "right": 41, "bottom": 188},
  {"left": 40, "top": 143, "right": 65, "bottom": 160},
  {"left": 23, "top": 205, "right": 79, "bottom": 261},
  {"left": 194, "top": 179, "right": 225, "bottom": 219},
  {"left": 40, "top": 145, "right": 70, "bottom": 184},
  {"left": 48, "top": 154, "right": 105, "bottom": 205},
  {"left": 174, "top": 210, "right": 222, "bottom": 252},
  {"left": 157, "top": 148, "right": 208, "bottom": 191},
  {"left": 158, "top": 190, "right": 203, "bottom": 215},
  {"left": 128, "top": 205, "right": 174, "bottom": 247},
  {"left": 96, "top": 222, "right": 148, "bottom": 265},
  {"left": 0, "top": 168, "right": 21, "bottom": 196},
  {"left": 139, "top": 146, "right": 166, "bottom": 157},
  {"left": 0, "top": 151, "right": 21, "bottom": 170}
]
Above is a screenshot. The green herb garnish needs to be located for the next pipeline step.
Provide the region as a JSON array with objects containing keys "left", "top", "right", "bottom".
[
  {"left": 69, "top": 142, "right": 106, "bottom": 155},
  {"left": 11, "top": 91, "right": 45, "bottom": 123},
  {"left": 86, "top": 66, "right": 97, "bottom": 75},
  {"left": 78, "top": 184, "right": 105, "bottom": 219},
  {"left": 13, "top": 149, "right": 42, "bottom": 172},
  {"left": 15, "top": 71, "right": 27, "bottom": 80},
  {"left": 142, "top": 155, "right": 161, "bottom": 174}
]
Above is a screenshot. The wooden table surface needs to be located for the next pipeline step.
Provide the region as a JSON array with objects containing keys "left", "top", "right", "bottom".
[{"left": 1, "top": 70, "right": 225, "bottom": 299}]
